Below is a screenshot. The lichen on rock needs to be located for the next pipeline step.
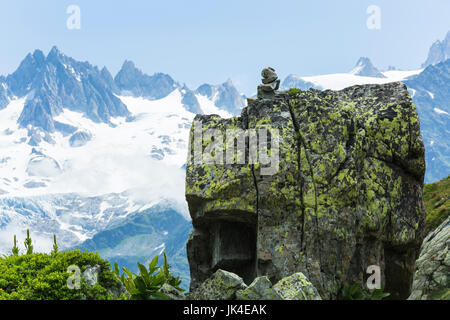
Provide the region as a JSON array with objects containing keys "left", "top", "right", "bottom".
[
  {"left": 188, "top": 269, "right": 247, "bottom": 300},
  {"left": 408, "top": 216, "right": 450, "bottom": 300},
  {"left": 158, "top": 283, "right": 186, "bottom": 300},
  {"left": 186, "top": 82, "right": 426, "bottom": 299},
  {"left": 272, "top": 272, "right": 322, "bottom": 300}
]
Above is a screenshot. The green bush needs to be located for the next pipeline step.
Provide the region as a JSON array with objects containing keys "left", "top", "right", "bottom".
[
  {"left": 11, "top": 235, "right": 19, "bottom": 256},
  {"left": 288, "top": 88, "right": 304, "bottom": 95},
  {"left": 114, "top": 252, "right": 184, "bottom": 300},
  {"left": 0, "top": 231, "right": 185, "bottom": 300},
  {"left": 24, "top": 229, "right": 33, "bottom": 255},
  {"left": 0, "top": 233, "right": 127, "bottom": 300}
]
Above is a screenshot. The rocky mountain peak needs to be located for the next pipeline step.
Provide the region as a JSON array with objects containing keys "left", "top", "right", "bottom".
[
  {"left": 350, "top": 57, "right": 386, "bottom": 78},
  {"left": 195, "top": 80, "right": 245, "bottom": 115},
  {"left": 422, "top": 30, "right": 450, "bottom": 68},
  {"left": 114, "top": 60, "right": 177, "bottom": 100},
  {"left": 46, "top": 45, "right": 63, "bottom": 61},
  {"left": 5, "top": 47, "right": 129, "bottom": 132},
  {"left": 6, "top": 50, "right": 46, "bottom": 97},
  {"left": 116, "top": 60, "right": 142, "bottom": 79}
]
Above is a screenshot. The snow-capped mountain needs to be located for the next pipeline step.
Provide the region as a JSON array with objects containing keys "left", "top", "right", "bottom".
[
  {"left": 282, "top": 67, "right": 422, "bottom": 91},
  {"left": 0, "top": 47, "right": 245, "bottom": 265},
  {"left": 114, "top": 60, "right": 178, "bottom": 100},
  {"left": 422, "top": 31, "right": 450, "bottom": 68},
  {"left": 350, "top": 57, "right": 386, "bottom": 78},
  {"left": 281, "top": 52, "right": 449, "bottom": 183},
  {"left": 7, "top": 47, "right": 130, "bottom": 132},
  {"left": 196, "top": 79, "right": 246, "bottom": 115},
  {"left": 282, "top": 56, "right": 423, "bottom": 91}
]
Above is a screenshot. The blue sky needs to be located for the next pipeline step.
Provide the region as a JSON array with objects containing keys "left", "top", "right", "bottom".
[{"left": 0, "top": 0, "right": 449, "bottom": 95}]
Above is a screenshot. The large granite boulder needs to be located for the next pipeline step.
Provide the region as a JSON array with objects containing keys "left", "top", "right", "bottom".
[
  {"left": 408, "top": 216, "right": 450, "bottom": 300},
  {"left": 186, "top": 82, "right": 426, "bottom": 299}
]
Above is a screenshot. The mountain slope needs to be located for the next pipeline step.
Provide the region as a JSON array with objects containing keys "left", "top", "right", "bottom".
[
  {"left": 423, "top": 174, "right": 450, "bottom": 233},
  {"left": 405, "top": 59, "right": 450, "bottom": 183},
  {"left": 0, "top": 192, "right": 162, "bottom": 252}
]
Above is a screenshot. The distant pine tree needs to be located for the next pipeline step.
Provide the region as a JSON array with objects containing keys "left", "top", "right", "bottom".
[
  {"left": 51, "top": 234, "right": 59, "bottom": 255},
  {"left": 24, "top": 229, "right": 33, "bottom": 255},
  {"left": 11, "top": 235, "right": 19, "bottom": 256}
]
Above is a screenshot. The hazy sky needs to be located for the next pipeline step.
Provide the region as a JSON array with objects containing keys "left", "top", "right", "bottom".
[{"left": 0, "top": 0, "right": 449, "bottom": 95}]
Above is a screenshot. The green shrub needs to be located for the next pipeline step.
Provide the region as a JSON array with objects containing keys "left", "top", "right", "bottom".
[
  {"left": 11, "top": 235, "right": 19, "bottom": 256},
  {"left": 114, "top": 252, "right": 184, "bottom": 300},
  {"left": 288, "top": 88, "right": 304, "bottom": 95},
  {"left": 51, "top": 235, "right": 59, "bottom": 255},
  {"left": 24, "top": 229, "right": 33, "bottom": 255},
  {"left": 0, "top": 234, "right": 127, "bottom": 300},
  {"left": 0, "top": 231, "right": 185, "bottom": 300}
]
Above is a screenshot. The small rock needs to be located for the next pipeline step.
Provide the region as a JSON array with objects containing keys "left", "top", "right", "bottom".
[
  {"left": 272, "top": 273, "right": 322, "bottom": 300},
  {"left": 69, "top": 131, "right": 92, "bottom": 148},
  {"left": 408, "top": 216, "right": 450, "bottom": 300},
  {"left": 159, "top": 283, "right": 185, "bottom": 300},
  {"left": 189, "top": 269, "right": 247, "bottom": 300},
  {"left": 82, "top": 265, "right": 101, "bottom": 286}
]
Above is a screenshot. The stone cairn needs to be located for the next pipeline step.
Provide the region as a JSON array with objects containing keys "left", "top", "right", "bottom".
[{"left": 257, "top": 67, "right": 280, "bottom": 99}]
